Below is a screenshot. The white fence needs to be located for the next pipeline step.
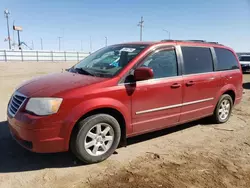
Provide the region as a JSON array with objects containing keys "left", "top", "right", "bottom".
[
  {"left": 0, "top": 50, "right": 89, "bottom": 62},
  {"left": 0, "top": 50, "right": 246, "bottom": 62}
]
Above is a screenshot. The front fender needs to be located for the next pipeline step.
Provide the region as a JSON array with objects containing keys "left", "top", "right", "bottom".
[{"left": 62, "top": 97, "right": 132, "bottom": 150}]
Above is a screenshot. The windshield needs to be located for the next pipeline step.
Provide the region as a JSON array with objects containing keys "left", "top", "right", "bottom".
[
  {"left": 239, "top": 56, "right": 250, "bottom": 61},
  {"left": 71, "top": 44, "right": 148, "bottom": 77}
]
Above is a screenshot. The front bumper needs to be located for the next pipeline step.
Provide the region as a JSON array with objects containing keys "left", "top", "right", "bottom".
[{"left": 7, "top": 113, "right": 67, "bottom": 153}]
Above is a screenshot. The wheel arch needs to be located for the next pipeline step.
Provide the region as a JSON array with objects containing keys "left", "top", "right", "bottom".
[
  {"left": 216, "top": 84, "right": 237, "bottom": 105},
  {"left": 222, "top": 90, "right": 235, "bottom": 104},
  {"left": 63, "top": 98, "right": 131, "bottom": 150},
  {"left": 70, "top": 107, "right": 127, "bottom": 149}
]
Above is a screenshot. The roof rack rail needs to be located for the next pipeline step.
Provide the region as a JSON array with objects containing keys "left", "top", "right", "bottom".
[
  {"left": 186, "top": 40, "right": 207, "bottom": 42},
  {"left": 161, "top": 39, "right": 223, "bottom": 45}
]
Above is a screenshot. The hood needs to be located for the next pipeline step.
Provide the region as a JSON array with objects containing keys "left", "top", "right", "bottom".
[
  {"left": 239, "top": 61, "right": 250, "bottom": 65},
  {"left": 17, "top": 72, "right": 108, "bottom": 97}
]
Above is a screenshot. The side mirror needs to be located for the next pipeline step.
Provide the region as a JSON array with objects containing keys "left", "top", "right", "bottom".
[{"left": 134, "top": 67, "right": 154, "bottom": 81}]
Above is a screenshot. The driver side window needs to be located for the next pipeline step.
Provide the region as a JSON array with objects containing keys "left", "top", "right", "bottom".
[{"left": 140, "top": 49, "right": 178, "bottom": 79}]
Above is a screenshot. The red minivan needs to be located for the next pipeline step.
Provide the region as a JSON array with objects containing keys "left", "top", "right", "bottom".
[{"left": 7, "top": 40, "right": 243, "bottom": 164}]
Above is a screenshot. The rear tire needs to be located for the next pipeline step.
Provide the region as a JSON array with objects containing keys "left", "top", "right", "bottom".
[
  {"left": 212, "top": 94, "right": 233, "bottom": 124},
  {"left": 70, "top": 114, "right": 121, "bottom": 164}
]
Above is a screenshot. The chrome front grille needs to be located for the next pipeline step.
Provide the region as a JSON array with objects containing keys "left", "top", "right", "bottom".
[{"left": 8, "top": 91, "right": 26, "bottom": 117}]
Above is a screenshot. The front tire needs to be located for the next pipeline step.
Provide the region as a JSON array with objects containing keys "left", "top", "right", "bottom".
[
  {"left": 70, "top": 114, "right": 121, "bottom": 164},
  {"left": 212, "top": 94, "right": 233, "bottom": 124}
]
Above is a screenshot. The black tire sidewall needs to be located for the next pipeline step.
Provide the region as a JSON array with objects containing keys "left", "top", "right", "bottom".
[
  {"left": 74, "top": 114, "right": 121, "bottom": 164},
  {"left": 215, "top": 94, "right": 233, "bottom": 123}
]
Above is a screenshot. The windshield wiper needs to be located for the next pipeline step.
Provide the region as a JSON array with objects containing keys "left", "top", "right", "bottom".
[{"left": 75, "top": 68, "right": 95, "bottom": 76}]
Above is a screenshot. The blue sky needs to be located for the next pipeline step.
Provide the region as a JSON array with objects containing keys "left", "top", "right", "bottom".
[{"left": 0, "top": 0, "right": 249, "bottom": 52}]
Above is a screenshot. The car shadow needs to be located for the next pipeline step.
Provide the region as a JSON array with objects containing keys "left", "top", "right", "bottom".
[
  {"left": 0, "top": 121, "right": 82, "bottom": 173},
  {"left": 0, "top": 118, "right": 210, "bottom": 173},
  {"left": 243, "top": 82, "right": 250, "bottom": 90}
]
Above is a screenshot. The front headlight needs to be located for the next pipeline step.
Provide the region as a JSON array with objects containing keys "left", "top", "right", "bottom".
[{"left": 25, "top": 98, "right": 63, "bottom": 116}]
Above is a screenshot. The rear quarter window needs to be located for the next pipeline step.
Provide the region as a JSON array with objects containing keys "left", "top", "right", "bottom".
[{"left": 214, "top": 48, "right": 239, "bottom": 71}]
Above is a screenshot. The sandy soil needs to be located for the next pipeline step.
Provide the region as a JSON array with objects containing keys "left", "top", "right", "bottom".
[{"left": 0, "top": 62, "right": 250, "bottom": 188}]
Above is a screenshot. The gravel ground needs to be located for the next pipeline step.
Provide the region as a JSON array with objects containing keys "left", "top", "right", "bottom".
[{"left": 0, "top": 62, "right": 250, "bottom": 188}]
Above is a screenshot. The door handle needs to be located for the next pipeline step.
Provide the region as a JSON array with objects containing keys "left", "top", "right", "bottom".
[
  {"left": 186, "top": 81, "right": 195, "bottom": 86},
  {"left": 171, "top": 83, "right": 181, "bottom": 88}
]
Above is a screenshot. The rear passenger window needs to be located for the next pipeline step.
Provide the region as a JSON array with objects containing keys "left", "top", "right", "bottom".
[
  {"left": 214, "top": 48, "right": 239, "bottom": 71},
  {"left": 181, "top": 47, "right": 213, "bottom": 75}
]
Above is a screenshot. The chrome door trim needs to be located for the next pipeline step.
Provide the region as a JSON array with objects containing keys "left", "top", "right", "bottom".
[
  {"left": 136, "top": 97, "right": 214, "bottom": 115},
  {"left": 181, "top": 98, "right": 214, "bottom": 106}
]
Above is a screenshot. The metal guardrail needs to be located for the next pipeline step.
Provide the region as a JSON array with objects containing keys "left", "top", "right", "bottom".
[
  {"left": 0, "top": 50, "right": 247, "bottom": 62},
  {"left": 0, "top": 50, "right": 89, "bottom": 62}
]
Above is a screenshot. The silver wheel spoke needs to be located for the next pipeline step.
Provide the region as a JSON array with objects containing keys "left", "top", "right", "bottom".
[
  {"left": 219, "top": 109, "right": 223, "bottom": 113},
  {"left": 87, "top": 131, "right": 96, "bottom": 139},
  {"left": 96, "top": 124, "right": 102, "bottom": 134},
  {"left": 85, "top": 140, "right": 95, "bottom": 149},
  {"left": 104, "top": 136, "right": 113, "bottom": 141},
  {"left": 101, "top": 144, "right": 106, "bottom": 151},
  {"left": 102, "top": 126, "right": 110, "bottom": 135},
  {"left": 92, "top": 145, "right": 99, "bottom": 154}
]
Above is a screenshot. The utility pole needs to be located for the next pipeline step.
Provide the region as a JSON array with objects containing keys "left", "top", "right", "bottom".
[
  {"left": 105, "top": 36, "right": 108, "bottom": 47},
  {"left": 13, "top": 24, "right": 23, "bottom": 50},
  {"left": 58, "top": 37, "right": 62, "bottom": 51},
  {"left": 40, "top": 38, "right": 43, "bottom": 50},
  {"left": 12, "top": 20, "right": 15, "bottom": 48},
  {"left": 17, "top": 30, "right": 21, "bottom": 49},
  {"left": 163, "top": 29, "right": 171, "bottom": 40},
  {"left": 137, "top": 16, "right": 144, "bottom": 41},
  {"left": 4, "top": 9, "right": 11, "bottom": 49}
]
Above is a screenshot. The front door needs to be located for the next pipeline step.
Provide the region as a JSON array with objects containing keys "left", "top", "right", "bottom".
[
  {"left": 130, "top": 47, "right": 183, "bottom": 134},
  {"left": 180, "top": 46, "right": 221, "bottom": 122}
]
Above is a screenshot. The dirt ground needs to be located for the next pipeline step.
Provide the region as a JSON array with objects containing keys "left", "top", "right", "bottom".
[{"left": 0, "top": 62, "right": 250, "bottom": 188}]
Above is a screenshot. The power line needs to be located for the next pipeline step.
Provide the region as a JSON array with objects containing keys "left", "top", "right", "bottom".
[{"left": 137, "top": 16, "right": 144, "bottom": 41}]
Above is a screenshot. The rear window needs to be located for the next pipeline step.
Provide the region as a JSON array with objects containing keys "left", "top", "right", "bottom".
[
  {"left": 214, "top": 48, "right": 239, "bottom": 71},
  {"left": 239, "top": 56, "right": 250, "bottom": 62},
  {"left": 181, "top": 46, "right": 213, "bottom": 75}
]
